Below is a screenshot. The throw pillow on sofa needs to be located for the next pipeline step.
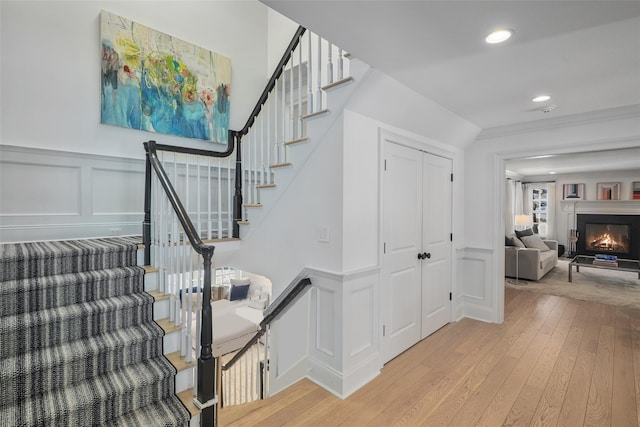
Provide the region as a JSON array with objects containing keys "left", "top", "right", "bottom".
[
  {"left": 520, "top": 234, "right": 551, "bottom": 251},
  {"left": 506, "top": 234, "right": 526, "bottom": 248},
  {"left": 515, "top": 228, "right": 534, "bottom": 238}
]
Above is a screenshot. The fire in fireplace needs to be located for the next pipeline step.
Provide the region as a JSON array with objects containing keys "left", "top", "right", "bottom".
[
  {"left": 576, "top": 214, "right": 640, "bottom": 260},
  {"left": 585, "top": 224, "right": 630, "bottom": 253}
]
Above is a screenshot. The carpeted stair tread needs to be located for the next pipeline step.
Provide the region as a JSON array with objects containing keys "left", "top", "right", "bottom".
[
  {"left": 1, "top": 322, "right": 165, "bottom": 400},
  {"left": 106, "top": 396, "right": 190, "bottom": 427},
  {"left": 0, "top": 293, "right": 153, "bottom": 359},
  {"left": 0, "top": 266, "right": 145, "bottom": 316},
  {"left": 0, "top": 357, "right": 181, "bottom": 426},
  {"left": 0, "top": 237, "right": 140, "bottom": 281},
  {"left": 0, "top": 236, "right": 189, "bottom": 425}
]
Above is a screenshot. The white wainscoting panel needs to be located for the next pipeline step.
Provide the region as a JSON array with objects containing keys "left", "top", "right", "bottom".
[
  {"left": 341, "top": 270, "right": 380, "bottom": 398},
  {"left": 304, "top": 266, "right": 381, "bottom": 399},
  {"left": 461, "top": 247, "right": 496, "bottom": 323},
  {"left": 91, "top": 167, "right": 144, "bottom": 215},
  {"left": 268, "top": 290, "right": 312, "bottom": 397},
  {"left": 1, "top": 161, "right": 81, "bottom": 215},
  {"left": 0, "top": 145, "right": 145, "bottom": 242},
  {"left": 347, "top": 283, "right": 374, "bottom": 357},
  {"left": 315, "top": 285, "right": 337, "bottom": 358},
  {"left": 454, "top": 248, "right": 466, "bottom": 320}
]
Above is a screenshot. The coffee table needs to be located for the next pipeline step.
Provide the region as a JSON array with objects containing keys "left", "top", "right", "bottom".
[{"left": 568, "top": 255, "right": 640, "bottom": 282}]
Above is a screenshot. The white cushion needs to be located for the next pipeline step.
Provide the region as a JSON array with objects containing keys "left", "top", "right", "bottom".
[{"left": 521, "top": 234, "right": 551, "bottom": 251}]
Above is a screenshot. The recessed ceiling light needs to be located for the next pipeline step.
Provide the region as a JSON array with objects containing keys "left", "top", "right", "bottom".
[
  {"left": 485, "top": 29, "right": 513, "bottom": 44},
  {"left": 549, "top": 171, "right": 556, "bottom": 175},
  {"left": 532, "top": 95, "right": 551, "bottom": 102}
]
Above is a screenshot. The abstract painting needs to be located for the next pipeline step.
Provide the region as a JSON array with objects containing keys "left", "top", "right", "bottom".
[{"left": 100, "top": 11, "right": 231, "bottom": 143}]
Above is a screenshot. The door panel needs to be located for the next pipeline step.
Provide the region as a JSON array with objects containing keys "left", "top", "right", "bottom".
[
  {"left": 422, "top": 154, "right": 452, "bottom": 339},
  {"left": 382, "top": 142, "right": 422, "bottom": 363}
]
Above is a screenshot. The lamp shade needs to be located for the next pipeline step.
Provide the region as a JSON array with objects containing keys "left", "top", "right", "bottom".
[{"left": 515, "top": 214, "right": 532, "bottom": 228}]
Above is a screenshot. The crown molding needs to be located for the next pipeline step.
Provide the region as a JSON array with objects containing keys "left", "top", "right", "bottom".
[{"left": 476, "top": 104, "right": 640, "bottom": 141}]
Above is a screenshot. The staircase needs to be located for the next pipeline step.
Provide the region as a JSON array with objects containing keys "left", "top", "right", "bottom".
[
  {"left": 0, "top": 237, "right": 190, "bottom": 426},
  {"left": 140, "top": 28, "right": 370, "bottom": 424}
]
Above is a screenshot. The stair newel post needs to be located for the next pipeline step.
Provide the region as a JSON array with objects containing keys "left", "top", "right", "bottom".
[
  {"left": 198, "top": 245, "right": 217, "bottom": 427},
  {"left": 232, "top": 131, "right": 243, "bottom": 239},
  {"left": 143, "top": 141, "right": 154, "bottom": 266}
]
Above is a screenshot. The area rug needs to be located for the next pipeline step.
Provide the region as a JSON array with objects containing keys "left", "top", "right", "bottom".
[{"left": 506, "top": 259, "right": 640, "bottom": 310}]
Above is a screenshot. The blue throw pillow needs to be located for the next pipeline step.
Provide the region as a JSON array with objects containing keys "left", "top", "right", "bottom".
[{"left": 229, "top": 284, "right": 250, "bottom": 301}]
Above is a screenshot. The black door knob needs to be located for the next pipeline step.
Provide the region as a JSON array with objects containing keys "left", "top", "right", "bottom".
[{"left": 425, "top": 253, "right": 431, "bottom": 259}]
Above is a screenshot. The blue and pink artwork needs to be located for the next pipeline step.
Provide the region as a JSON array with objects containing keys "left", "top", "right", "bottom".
[{"left": 100, "top": 11, "right": 231, "bottom": 143}]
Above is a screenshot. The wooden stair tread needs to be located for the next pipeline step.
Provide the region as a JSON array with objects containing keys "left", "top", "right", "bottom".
[
  {"left": 302, "top": 109, "right": 329, "bottom": 120},
  {"left": 148, "top": 290, "right": 169, "bottom": 301},
  {"left": 143, "top": 265, "right": 158, "bottom": 274},
  {"left": 285, "top": 136, "right": 310, "bottom": 146},
  {"left": 166, "top": 351, "right": 196, "bottom": 372},
  {"left": 243, "top": 203, "right": 262, "bottom": 208},
  {"left": 237, "top": 220, "right": 250, "bottom": 225},
  {"left": 177, "top": 389, "right": 200, "bottom": 417},
  {"left": 256, "top": 183, "right": 276, "bottom": 189},
  {"left": 156, "top": 317, "right": 181, "bottom": 335},
  {"left": 270, "top": 162, "right": 292, "bottom": 169},
  {"left": 322, "top": 76, "right": 354, "bottom": 91}
]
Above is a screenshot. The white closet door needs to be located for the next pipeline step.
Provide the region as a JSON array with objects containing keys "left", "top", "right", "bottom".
[
  {"left": 382, "top": 142, "right": 422, "bottom": 363},
  {"left": 382, "top": 142, "right": 453, "bottom": 363}
]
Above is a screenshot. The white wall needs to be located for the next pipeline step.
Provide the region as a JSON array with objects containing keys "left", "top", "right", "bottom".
[
  {"left": 1, "top": 1, "right": 271, "bottom": 159},
  {"left": 463, "top": 105, "right": 640, "bottom": 323},
  {"left": 0, "top": 1, "right": 299, "bottom": 242},
  {"left": 218, "top": 64, "right": 475, "bottom": 398},
  {"left": 344, "top": 70, "right": 480, "bottom": 150},
  {"left": 267, "top": 9, "right": 299, "bottom": 74}
]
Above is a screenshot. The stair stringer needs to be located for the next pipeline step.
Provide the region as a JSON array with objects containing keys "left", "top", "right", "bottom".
[{"left": 239, "top": 58, "right": 371, "bottom": 239}]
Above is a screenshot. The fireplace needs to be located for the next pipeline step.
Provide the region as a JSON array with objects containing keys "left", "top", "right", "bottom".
[{"left": 576, "top": 214, "right": 640, "bottom": 260}]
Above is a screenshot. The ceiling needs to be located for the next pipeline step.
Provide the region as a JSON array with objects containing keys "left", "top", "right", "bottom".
[{"left": 264, "top": 0, "right": 640, "bottom": 175}]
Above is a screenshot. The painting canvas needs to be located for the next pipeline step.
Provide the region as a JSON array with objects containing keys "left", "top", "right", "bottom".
[
  {"left": 100, "top": 11, "right": 231, "bottom": 143},
  {"left": 633, "top": 181, "right": 640, "bottom": 200},
  {"left": 596, "top": 182, "right": 621, "bottom": 200},
  {"left": 563, "top": 183, "right": 585, "bottom": 200}
]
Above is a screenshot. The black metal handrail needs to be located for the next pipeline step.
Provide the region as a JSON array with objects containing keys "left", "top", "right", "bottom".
[
  {"left": 143, "top": 140, "right": 217, "bottom": 425},
  {"left": 222, "top": 276, "right": 312, "bottom": 371}
]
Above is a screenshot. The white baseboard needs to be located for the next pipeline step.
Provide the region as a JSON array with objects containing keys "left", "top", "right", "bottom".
[{"left": 308, "top": 353, "right": 381, "bottom": 399}]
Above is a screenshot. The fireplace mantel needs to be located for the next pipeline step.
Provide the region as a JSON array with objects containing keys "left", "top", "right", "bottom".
[{"left": 560, "top": 200, "right": 640, "bottom": 215}]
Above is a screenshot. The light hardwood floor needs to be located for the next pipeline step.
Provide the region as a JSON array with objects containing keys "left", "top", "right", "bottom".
[{"left": 219, "top": 287, "right": 640, "bottom": 426}]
